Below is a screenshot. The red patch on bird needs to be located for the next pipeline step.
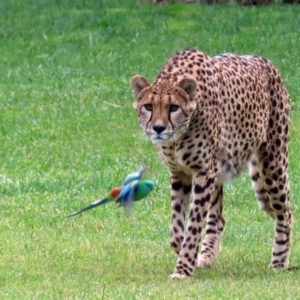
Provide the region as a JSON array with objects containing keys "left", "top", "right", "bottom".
[{"left": 110, "top": 187, "right": 121, "bottom": 198}]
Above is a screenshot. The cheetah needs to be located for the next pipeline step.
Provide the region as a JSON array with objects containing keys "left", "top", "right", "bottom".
[{"left": 131, "top": 48, "right": 292, "bottom": 279}]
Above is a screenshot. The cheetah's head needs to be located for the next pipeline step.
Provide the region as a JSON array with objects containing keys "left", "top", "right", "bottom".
[{"left": 131, "top": 75, "right": 197, "bottom": 144}]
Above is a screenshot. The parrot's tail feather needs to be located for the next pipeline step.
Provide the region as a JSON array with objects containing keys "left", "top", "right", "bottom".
[
  {"left": 67, "top": 210, "right": 86, "bottom": 217},
  {"left": 91, "top": 198, "right": 111, "bottom": 206},
  {"left": 67, "top": 198, "right": 111, "bottom": 217}
]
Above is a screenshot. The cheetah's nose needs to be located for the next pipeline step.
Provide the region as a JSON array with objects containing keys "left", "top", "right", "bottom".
[{"left": 153, "top": 125, "right": 166, "bottom": 134}]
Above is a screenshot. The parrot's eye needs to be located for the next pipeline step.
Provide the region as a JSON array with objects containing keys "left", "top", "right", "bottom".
[
  {"left": 169, "top": 104, "right": 179, "bottom": 112},
  {"left": 144, "top": 104, "right": 153, "bottom": 111}
]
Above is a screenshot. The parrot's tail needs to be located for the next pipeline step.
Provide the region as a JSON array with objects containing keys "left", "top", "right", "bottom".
[{"left": 67, "top": 198, "right": 111, "bottom": 217}]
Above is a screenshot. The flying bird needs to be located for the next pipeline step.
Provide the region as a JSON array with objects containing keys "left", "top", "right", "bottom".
[{"left": 67, "top": 167, "right": 154, "bottom": 217}]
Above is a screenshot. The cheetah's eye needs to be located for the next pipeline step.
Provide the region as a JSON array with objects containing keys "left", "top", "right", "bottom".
[
  {"left": 169, "top": 104, "right": 179, "bottom": 112},
  {"left": 144, "top": 104, "right": 153, "bottom": 111}
]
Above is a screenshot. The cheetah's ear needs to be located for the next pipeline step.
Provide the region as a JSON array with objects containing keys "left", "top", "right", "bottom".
[
  {"left": 131, "top": 75, "right": 150, "bottom": 98},
  {"left": 178, "top": 78, "right": 197, "bottom": 98}
]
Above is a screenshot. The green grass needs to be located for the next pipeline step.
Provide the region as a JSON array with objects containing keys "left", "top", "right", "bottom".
[{"left": 1, "top": 0, "right": 300, "bottom": 299}]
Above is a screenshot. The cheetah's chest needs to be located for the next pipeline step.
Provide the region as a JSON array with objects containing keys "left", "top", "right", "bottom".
[{"left": 156, "top": 136, "right": 257, "bottom": 182}]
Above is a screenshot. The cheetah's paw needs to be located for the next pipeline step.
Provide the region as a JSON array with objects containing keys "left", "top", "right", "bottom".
[
  {"left": 197, "top": 255, "right": 213, "bottom": 268},
  {"left": 168, "top": 273, "right": 191, "bottom": 280},
  {"left": 268, "top": 261, "right": 288, "bottom": 269}
]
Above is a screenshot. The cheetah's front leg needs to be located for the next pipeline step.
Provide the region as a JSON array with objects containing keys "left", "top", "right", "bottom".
[
  {"left": 169, "top": 172, "right": 192, "bottom": 255},
  {"left": 198, "top": 184, "right": 225, "bottom": 268},
  {"left": 169, "top": 170, "right": 215, "bottom": 279}
]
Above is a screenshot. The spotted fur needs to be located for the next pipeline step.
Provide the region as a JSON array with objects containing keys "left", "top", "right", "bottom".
[{"left": 131, "top": 48, "right": 292, "bottom": 279}]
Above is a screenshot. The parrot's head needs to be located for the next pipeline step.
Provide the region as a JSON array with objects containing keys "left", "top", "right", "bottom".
[{"left": 141, "top": 180, "right": 155, "bottom": 192}]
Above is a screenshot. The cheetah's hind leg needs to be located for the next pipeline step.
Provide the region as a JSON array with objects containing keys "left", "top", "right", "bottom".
[
  {"left": 250, "top": 147, "right": 292, "bottom": 269},
  {"left": 249, "top": 155, "right": 275, "bottom": 219}
]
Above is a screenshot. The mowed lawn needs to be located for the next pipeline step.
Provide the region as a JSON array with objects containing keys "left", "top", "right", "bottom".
[{"left": 1, "top": 1, "right": 300, "bottom": 299}]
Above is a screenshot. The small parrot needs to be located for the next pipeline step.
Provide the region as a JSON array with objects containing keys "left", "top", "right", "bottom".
[
  {"left": 67, "top": 167, "right": 154, "bottom": 217},
  {"left": 115, "top": 179, "right": 154, "bottom": 206}
]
